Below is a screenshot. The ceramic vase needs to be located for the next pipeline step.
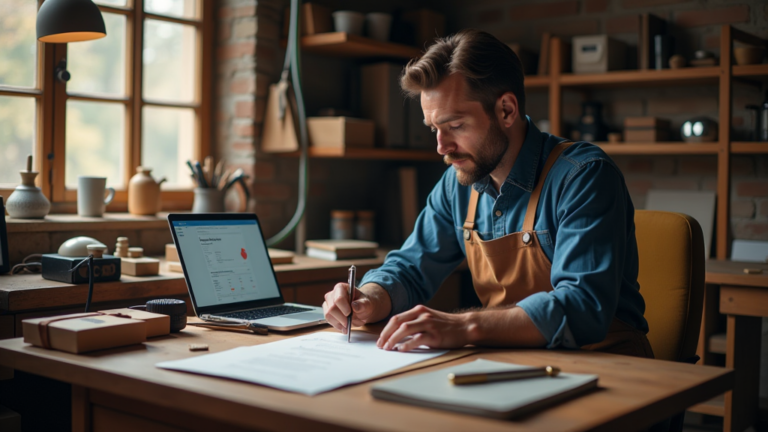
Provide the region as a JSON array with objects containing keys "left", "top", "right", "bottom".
[
  {"left": 6, "top": 155, "right": 50, "bottom": 219},
  {"left": 128, "top": 167, "right": 166, "bottom": 215}
]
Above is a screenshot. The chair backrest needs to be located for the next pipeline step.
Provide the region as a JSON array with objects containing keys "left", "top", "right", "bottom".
[{"left": 635, "top": 210, "right": 705, "bottom": 362}]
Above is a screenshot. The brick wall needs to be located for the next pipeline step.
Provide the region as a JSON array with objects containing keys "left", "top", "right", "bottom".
[{"left": 445, "top": 0, "right": 768, "bottom": 245}]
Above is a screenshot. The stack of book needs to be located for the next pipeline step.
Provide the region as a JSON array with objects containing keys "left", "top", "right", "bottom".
[{"left": 305, "top": 240, "right": 378, "bottom": 261}]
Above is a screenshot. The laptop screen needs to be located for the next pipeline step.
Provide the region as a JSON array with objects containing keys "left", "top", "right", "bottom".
[{"left": 171, "top": 218, "right": 281, "bottom": 308}]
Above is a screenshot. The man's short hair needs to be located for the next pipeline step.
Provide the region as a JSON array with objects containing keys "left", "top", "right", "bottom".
[{"left": 400, "top": 29, "right": 526, "bottom": 118}]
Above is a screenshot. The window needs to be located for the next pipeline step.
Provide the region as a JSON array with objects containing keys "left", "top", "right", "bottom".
[{"left": 0, "top": 0, "right": 213, "bottom": 210}]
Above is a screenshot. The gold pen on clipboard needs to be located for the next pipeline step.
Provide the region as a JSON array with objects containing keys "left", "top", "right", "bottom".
[{"left": 448, "top": 366, "right": 561, "bottom": 385}]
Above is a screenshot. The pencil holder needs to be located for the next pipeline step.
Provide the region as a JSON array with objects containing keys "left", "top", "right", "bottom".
[{"left": 192, "top": 188, "right": 225, "bottom": 213}]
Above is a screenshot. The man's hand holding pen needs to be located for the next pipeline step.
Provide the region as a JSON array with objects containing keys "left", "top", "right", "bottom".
[{"left": 322, "top": 281, "right": 392, "bottom": 335}]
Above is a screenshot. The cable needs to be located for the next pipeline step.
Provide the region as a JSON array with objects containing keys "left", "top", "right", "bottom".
[
  {"left": 265, "top": 0, "right": 309, "bottom": 248},
  {"left": 70, "top": 255, "right": 95, "bottom": 312}
]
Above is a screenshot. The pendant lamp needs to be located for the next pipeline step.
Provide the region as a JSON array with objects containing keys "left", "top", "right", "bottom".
[{"left": 37, "top": 0, "right": 107, "bottom": 43}]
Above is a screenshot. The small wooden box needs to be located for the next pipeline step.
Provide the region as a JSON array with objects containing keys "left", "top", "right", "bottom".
[
  {"left": 122, "top": 257, "right": 160, "bottom": 276},
  {"left": 165, "top": 244, "right": 179, "bottom": 262},
  {"left": 308, "top": 117, "right": 375, "bottom": 148},
  {"left": 624, "top": 117, "right": 671, "bottom": 142}
]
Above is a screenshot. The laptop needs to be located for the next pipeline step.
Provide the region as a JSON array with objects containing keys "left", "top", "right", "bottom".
[{"left": 167, "top": 213, "right": 327, "bottom": 331}]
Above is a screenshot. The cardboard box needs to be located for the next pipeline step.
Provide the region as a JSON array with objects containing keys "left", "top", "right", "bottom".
[
  {"left": 362, "top": 63, "right": 406, "bottom": 147},
  {"left": 308, "top": 117, "right": 374, "bottom": 148},
  {"left": 573, "top": 35, "right": 627, "bottom": 74},
  {"left": 98, "top": 308, "right": 170, "bottom": 338},
  {"left": 624, "top": 117, "right": 671, "bottom": 142},
  {"left": 23, "top": 312, "right": 146, "bottom": 354}
]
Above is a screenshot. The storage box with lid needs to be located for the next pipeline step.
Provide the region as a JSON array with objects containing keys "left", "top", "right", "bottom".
[
  {"left": 307, "top": 117, "right": 374, "bottom": 149},
  {"left": 572, "top": 35, "right": 627, "bottom": 74}
]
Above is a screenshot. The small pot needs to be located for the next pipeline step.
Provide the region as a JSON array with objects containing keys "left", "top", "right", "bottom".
[
  {"left": 365, "top": 12, "right": 392, "bottom": 42},
  {"left": 192, "top": 188, "right": 225, "bottom": 213},
  {"left": 734, "top": 46, "right": 766, "bottom": 66},
  {"left": 332, "top": 11, "right": 364, "bottom": 36}
]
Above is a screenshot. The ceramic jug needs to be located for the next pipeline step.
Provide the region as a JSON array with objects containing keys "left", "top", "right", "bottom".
[
  {"left": 128, "top": 167, "right": 166, "bottom": 215},
  {"left": 6, "top": 155, "right": 50, "bottom": 219}
]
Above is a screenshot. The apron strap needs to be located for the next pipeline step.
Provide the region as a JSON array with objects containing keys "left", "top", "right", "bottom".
[
  {"left": 522, "top": 140, "right": 573, "bottom": 232},
  {"left": 463, "top": 188, "right": 480, "bottom": 231}
]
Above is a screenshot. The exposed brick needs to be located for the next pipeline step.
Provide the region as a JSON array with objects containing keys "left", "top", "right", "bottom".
[
  {"left": 233, "top": 18, "right": 257, "bottom": 40},
  {"left": 233, "top": 121, "right": 254, "bottom": 138},
  {"left": 704, "top": 34, "right": 721, "bottom": 50},
  {"left": 627, "top": 159, "right": 653, "bottom": 173},
  {"left": 256, "top": 72, "right": 271, "bottom": 98},
  {"left": 646, "top": 97, "right": 718, "bottom": 116},
  {"left": 679, "top": 157, "right": 717, "bottom": 175},
  {"left": 731, "top": 156, "right": 754, "bottom": 177},
  {"left": 654, "top": 158, "right": 676, "bottom": 175},
  {"left": 217, "top": 41, "right": 256, "bottom": 60},
  {"left": 536, "top": 19, "right": 600, "bottom": 37},
  {"left": 254, "top": 202, "right": 283, "bottom": 219},
  {"left": 584, "top": 0, "right": 609, "bottom": 13},
  {"left": 489, "top": 26, "right": 526, "bottom": 43},
  {"left": 612, "top": 100, "right": 644, "bottom": 118},
  {"left": 254, "top": 99, "right": 267, "bottom": 124},
  {"left": 219, "top": 5, "right": 256, "bottom": 20},
  {"left": 219, "top": 22, "right": 231, "bottom": 41},
  {"left": 736, "top": 180, "right": 768, "bottom": 197},
  {"left": 731, "top": 200, "right": 756, "bottom": 218},
  {"left": 622, "top": 0, "right": 692, "bottom": 8},
  {"left": 234, "top": 100, "right": 255, "bottom": 118},
  {"left": 230, "top": 76, "right": 256, "bottom": 94},
  {"left": 654, "top": 179, "right": 699, "bottom": 190},
  {"left": 606, "top": 15, "right": 639, "bottom": 35},
  {"left": 510, "top": 1, "right": 578, "bottom": 21},
  {"left": 256, "top": 20, "right": 280, "bottom": 41},
  {"left": 733, "top": 220, "right": 768, "bottom": 241},
  {"left": 477, "top": 8, "right": 504, "bottom": 25},
  {"left": 309, "top": 183, "right": 326, "bottom": 196},
  {"left": 627, "top": 179, "right": 653, "bottom": 196},
  {"left": 760, "top": 200, "right": 768, "bottom": 217},
  {"left": 675, "top": 5, "right": 750, "bottom": 28},
  {"left": 254, "top": 183, "right": 293, "bottom": 200},
  {"left": 254, "top": 161, "right": 276, "bottom": 180},
  {"left": 231, "top": 140, "right": 253, "bottom": 151}
]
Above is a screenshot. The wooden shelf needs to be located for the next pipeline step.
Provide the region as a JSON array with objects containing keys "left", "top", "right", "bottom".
[
  {"left": 708, "top": 333, "right": 726, "bottom": 354},
  {"left": 733, "top": 63, "right": 768, "bottom": 78},
  {"left": 560, "top": 67, "right": 720, "bottom": 88},
  {"left": 596, "top": 142, "right": 720, "bottom": 155},
  {"left": 297, "top": 32, "right": 421, "bottom": 59},
  {"left": 276, "top": 147, "right": 440, "bottom": 161},
  {"left": 732, "top": 142, "right": 768, "bottom": 154},
  {"left": 525, "top": 75, "right": 549, "bottom": 89}
]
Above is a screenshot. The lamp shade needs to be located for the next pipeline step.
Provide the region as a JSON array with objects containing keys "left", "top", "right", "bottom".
[{"left": 37, "top": 0, "right": 107, "bottom": 43}]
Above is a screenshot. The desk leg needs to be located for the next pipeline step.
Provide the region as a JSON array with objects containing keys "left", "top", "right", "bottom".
[
  {"left": 724, "top": 314, "right": 761, "bottom": 432},
  {"left": 697, "top": 284, "right": 720, "bottom": 365},
  {"left": 72, "top": 385, "right": 92, "bottom": 432}
]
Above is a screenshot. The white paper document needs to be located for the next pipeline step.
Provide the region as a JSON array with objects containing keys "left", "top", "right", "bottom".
[{"left": 156, "top": 332, "right": 449, "bottom": 395}]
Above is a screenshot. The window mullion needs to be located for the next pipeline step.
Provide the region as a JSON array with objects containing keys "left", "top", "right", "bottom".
[{"left": 130, "top": 0, "right": 144, "bottom": 187}]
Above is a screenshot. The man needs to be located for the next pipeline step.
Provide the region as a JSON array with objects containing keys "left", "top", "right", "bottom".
[{"left": 322, "top": 29, "right": 653, "bottom": 358}]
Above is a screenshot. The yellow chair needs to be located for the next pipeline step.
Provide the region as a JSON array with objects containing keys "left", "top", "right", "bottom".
[{"left": 636, "top": 210, "right": 705, "bottom": 363}]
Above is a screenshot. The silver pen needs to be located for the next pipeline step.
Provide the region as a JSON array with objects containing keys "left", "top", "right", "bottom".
[{"left": 347, "top": 265, "right": 356, "bottom": 343}]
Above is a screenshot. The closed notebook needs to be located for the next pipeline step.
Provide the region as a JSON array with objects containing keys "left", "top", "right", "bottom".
[
  {"left": 371, "top": 359, "right": 598, "bottom": 419},
  {"left": 305, "top": 240, "right": 378, "bottom": 260}
]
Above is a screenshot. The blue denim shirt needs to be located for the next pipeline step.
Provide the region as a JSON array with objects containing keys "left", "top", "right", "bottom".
[{"left": 360, "top": 117, "right": 649, "bottom": 349}]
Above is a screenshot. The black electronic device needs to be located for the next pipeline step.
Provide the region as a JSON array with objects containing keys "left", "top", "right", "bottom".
[{"left": 41, "top": 254, "right": 121, "bottom": 284}]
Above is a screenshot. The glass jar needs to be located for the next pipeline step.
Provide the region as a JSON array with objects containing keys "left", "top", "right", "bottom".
[
  {"left": 330, "top": 210, "right": 355, "bottom": 240},
  {"left": 355, "top": 210, "right": 375, "bottom": 241}
]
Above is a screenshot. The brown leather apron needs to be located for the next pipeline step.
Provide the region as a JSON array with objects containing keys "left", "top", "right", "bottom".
[{"left": 462, "top": 141, "right": 653, "bottom": 358}]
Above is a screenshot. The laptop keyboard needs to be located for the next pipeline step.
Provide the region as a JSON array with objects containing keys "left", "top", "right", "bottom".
[{"left": 220, "top": 305, "right": 313, "bottom": 321}]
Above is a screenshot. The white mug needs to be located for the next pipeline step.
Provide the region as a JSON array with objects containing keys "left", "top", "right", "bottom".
[{"left": 78, "top": 177, "right": 115, "bottom": 217}]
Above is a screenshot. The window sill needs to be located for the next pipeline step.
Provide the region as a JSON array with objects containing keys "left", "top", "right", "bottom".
[{"left": 5, "top": 213, "right": 175, "bottom": 233}]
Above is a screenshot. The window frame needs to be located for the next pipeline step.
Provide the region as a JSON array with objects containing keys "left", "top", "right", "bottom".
[{"left": 0, "top": 0, "right": 213, "bottom": 212}]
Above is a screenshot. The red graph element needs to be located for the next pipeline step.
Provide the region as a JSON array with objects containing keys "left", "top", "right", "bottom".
[{"left": 241, "top": 248, "right": 248, "bottom": 260}]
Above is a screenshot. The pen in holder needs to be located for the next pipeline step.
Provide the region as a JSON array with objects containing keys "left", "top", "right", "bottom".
[{"left": 187, "top": 157, "right": 250, "bottom": 213}]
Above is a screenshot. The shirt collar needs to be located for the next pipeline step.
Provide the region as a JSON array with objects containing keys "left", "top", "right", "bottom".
[{"left": 473, "top": 116, "right": 542, "bottom": 195}]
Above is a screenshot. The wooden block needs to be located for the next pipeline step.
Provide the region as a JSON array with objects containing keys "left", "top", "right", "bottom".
[
  {"left": 165, "top": 244, "right": 179, "bottom": 262},
  {"left": 121, "top": 257, "right": 160, "bottom": 276},
  {"left": 167, "top": 261, "right": 183, "bottom": 273},
  {"left": 268, "top": 248, "right": 295, "bottom": 265}
]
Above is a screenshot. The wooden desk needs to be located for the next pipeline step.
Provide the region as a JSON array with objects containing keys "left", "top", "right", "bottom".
[
  {"left": 692, "top": 260, "right": 768, "bottom": 432},
  {"left": 0, "top": 325, "right": 733, "bottom": 432}
]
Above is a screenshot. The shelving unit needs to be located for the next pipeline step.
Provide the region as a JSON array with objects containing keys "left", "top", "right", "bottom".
[
  {"left": 596, "top": 142, "right": 720, "bottom": 155},
  {"left": 297, "top": 32, "right": 421, "bottom": 58},
  {"left": 559, "top": 66, "right": 720, "bottom": 88},
  {"left": 279, "top": 146, "right": 440, "bottom": 161}
]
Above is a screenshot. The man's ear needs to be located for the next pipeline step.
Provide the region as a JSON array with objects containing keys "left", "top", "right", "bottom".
[{"left": 496, "top": 92, "right": 519, "bottom": 128}]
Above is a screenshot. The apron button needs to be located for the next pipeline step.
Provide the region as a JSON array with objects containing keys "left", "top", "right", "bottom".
[
  {"left": 464, "top": 229, "right": 471, "bottom": 241},
  {"left": 522, "top": 232, "right": 531, "bottom": 244}
]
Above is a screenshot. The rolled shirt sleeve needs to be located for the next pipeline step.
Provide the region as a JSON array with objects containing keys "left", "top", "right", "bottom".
[
  {"left": 516, "top": 160, "right": 630, "bottom": 348},
  {"left": 360, "top": 168, "right": 466, "bottom": 315}
]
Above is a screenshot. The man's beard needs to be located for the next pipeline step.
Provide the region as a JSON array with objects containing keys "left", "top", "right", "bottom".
[{"left": 444, "top": 120, "right": 509, "bottom": 186}]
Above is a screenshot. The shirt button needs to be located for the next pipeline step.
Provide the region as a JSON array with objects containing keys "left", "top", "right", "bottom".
[{"left": 495, "top": 210, "right": 502, "bottom": 217}]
